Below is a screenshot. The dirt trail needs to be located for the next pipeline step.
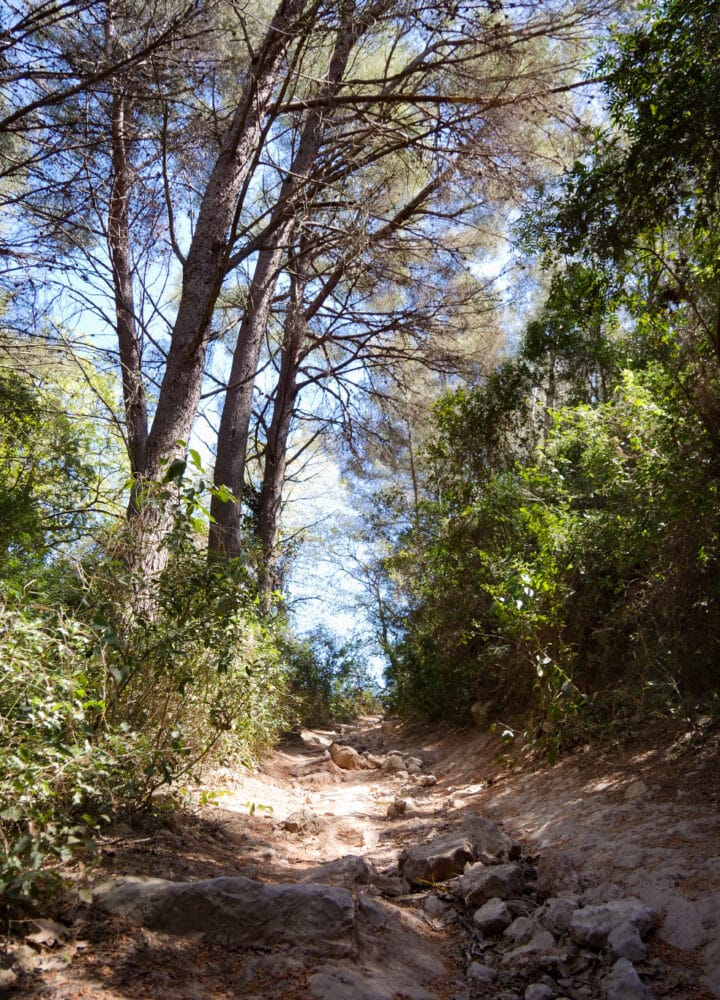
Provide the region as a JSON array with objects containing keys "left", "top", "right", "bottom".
[{"left": 7, "top": 715, "right": 720, "bottom": 999}]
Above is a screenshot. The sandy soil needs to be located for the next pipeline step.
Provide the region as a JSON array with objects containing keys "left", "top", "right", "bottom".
[{"left": 5, "top": 714, "right": 720, "bottom": 999}]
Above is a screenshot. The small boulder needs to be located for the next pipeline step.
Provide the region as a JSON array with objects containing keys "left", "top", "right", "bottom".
[
  {"left": 467, "top": 962, "right": 497, "bottom": 985},
  {"left": 473, "top": 897, "right": 513, "bottom": 935},
  {"left": 540, "top": 896, "right": 577, "bottom": 934},
  {"left": 366, "top": 753, "right": 385, "bottom": 769},
  {"left": 330, "top": 743, "right": 365, "bottom": 770},
  {"left": 299, "top": 855, "right": 374, "bottom": 887},
  {"left": 505, "top": 915, "right": 541, "bottom": 945},
  {"left": 95, "top": 875, "right": 356, "bottom": 957},
  {"left": 525, "top": 985, "right": 555, "bottom": 1000},
  {"left": 608, "top": 921, "right": 647, "bottom": 962},
  {"left": 281, "top": 808, "right": 322, "bottom": 834},
  {"left": 417, "top": 774, "right": 438, "bottom": 787},
  {"left": 382, "top": 753, "right": 405, "bottom": 773},
  {"left": 399, "top": 832, "right": 476, "bottom": 885},
  {"left": 502, "top": 929, "right": 559, "bottom": 968},
  {"left": 462, "top": 812, "right": 522, "bottom": 861},
  {"left": 461, "top": 862, "right": 524, "bottom": 908},
  {"left": 624, "top": 780, "right": 648, "bottom": 802},
  {"left": 570, "top": 899, "right": 655, "bottom": 950},
  {"left": 601, "top": 958, "right": 651, "bottom": 1000},
  {"left": 536, "top": 849, "right": 581, "bottom": 898}
]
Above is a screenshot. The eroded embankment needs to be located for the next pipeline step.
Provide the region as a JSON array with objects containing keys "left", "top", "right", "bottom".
[{"left": 5, "top": 715, "right": 720, "bottom": 1000}]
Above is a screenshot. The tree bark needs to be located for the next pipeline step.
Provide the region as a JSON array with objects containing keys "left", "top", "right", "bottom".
[
  {"left": 108, "top": 90, "right": 148, "bottom": 479},
  {"left": 210, "top": 8, "right": 362, "bottom": 556},
  {"left": 141, "top": 0, "right": 310, "bottom": 484},
  {"left": 256, "top": 260, "right": 308, "bottom": 603}
]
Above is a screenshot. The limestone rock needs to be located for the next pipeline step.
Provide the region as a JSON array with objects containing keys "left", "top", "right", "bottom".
[
  {"left": 473, "top": 897, "right": 512, "bottom": 934},
  {"left": 467, "top": 962, "right": 497, "bottom": 985},
  {"left": 540, "top": 896, "right": 577, "bottom": 934},
  {"left": 505, "top": 915, "right": 542, "bottom": 945},
  {"left": 525, "top": 985, "right": 555, "bottom": 1000},
  {"left": 399, "top": 832, "right": 476, "bottom": 885},
  {"left": 366, "top": 753, "right": 385, "bottom": 769},
  {"left": 624, "top": 780, "right": 648, "bottom": 802},
  {"left": 461, "top": 862, "right": 524, "bottom": 908},
  {"left": 281, "top": 808, "right": 322, "bottom": 833},
  {"left": 569, "top": 899, "right": 655, "bottom": 949},
  {"left": 462, "top": 812, "right": 522, "bottom": 861},
  {"left": 536, "top": 849, "right": 581, "bottom": 898},
  {"left": 423, "top": 895, "right": 450, "bottom": 917},
  {"left": 330, "top": 742, "right": 365, "bottom": 770},
  {"left": 601, "top": 958, "right": 651, "bottom": 1000},
  {"left": 417, "top": 774, "right": 437, "bottom": 787},
  {"left": 300, "top": 854, "right": 375, "bottom": 887},
  {"left": 94, "top": 875, "right": 356, "bottom": 957},
  {"left": 502, "top": 929, "right": 559, "bottom": 968},
  {"left": 608, "top": 922, "right": 647, "bottom": 962},
  {"left": 382, "top": 753, "right": 405, "bottom": 773}
]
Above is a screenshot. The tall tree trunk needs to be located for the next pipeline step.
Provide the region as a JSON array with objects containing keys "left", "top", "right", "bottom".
[
  {"left": 141, "top": 0, "right": 310, "bottom": 484},
  {"left": 127, "top": 0, "right": 309, "bottom": 585},
  {"left": 256, "top": 261, "right": 307, "bottom": 604},
  {"left": 108, "top": 90, "right": 148, "bottom": 480},
  {"left": 208, "top": 227, "right": 293, "bottom": 556},
  {"left": 210, "top": 9, "right": 361, "bottom": 556}
]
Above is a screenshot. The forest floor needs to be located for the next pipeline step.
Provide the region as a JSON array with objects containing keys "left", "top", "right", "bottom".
[{"left": 5, "top": 713, "right": 720, "bottom": 999}]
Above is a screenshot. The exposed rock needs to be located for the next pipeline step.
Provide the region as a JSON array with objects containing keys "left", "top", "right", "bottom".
[
  {"left": 601, "top": 958, "right": 651, "bottom": 1000},
  {"left": 525, "top": 984, "right": 555, "bottom": 1000},
  {"left": 659, "top": 899, "right": 707, "bottom": 950},
  {"left": 462, "top": 812, "right": 522, "bottom": 860},
  {"left": 502, "top": 929, "right": 560, "bottom": 968},
  {"left": 387, "top": 798, "right": 408, "bottom": 819},
  {"left": 536, "top": 849, "right": 581, "bottom": 898},
  {"left": 382, "top": 754, "right": 405, "bottom": 773},
  {"left": 407, "top": 762, "right": 422, "bottom": 775},
  {"left": 309, "top": 966, "right": 389, "bottom": 1000},
  {"left": 569, "top": 899, "right": 655, "bottom": 950},
  {"left": 473, "top": 897, "right": 513, "bottom": 934},
  {"left": 300, "top": 854, "right": 375, "bottom": 887},
  {"left": 417, "top": 774, "right": 437, "bottom": 787},
  {"left": 357, "top": 893, "right": 387, "bottom": 928},
  {"left": 399, "top": 832, "right": 476, "bottom": 885},
  {"left": 94, "top": 876, "right": 356, "bottom": 957},
  {"left": 505, "top": 915, "right": 542, "bottom": 945},
  {"left": 330, "top": 743, "right": 366, "bottom": 770},
  {"left": 467, "top": 962, "right": 497, "bottom": 985},
  {"left": 461, "top": 862, "right": 524, "bottom": 908},
  {"left": 608, "top": 922, "right": 647, "bottom": 962},
  {"left": 540, "top": 896, "right": 577, "bottom": 934},
  {"left": 624, "top": 780, "right": 648, "bottom": 802},
  {"left": 423, "top": 895, "right": 450, "bottom": 917},
  {"left": 281, "top": 808, "right": 322, "bottom": 833},
  {"left": 366, "top": 753, "right": 386, "bottom": 769}
]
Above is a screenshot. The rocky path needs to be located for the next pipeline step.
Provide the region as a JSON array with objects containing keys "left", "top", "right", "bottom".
[{"left": 5, "top": 716, "right": 720, "bottom": 999}]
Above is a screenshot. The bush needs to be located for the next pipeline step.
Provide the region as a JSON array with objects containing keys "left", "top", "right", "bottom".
[{"left": 0, "top": 476, "right": 295, "bottom": 907}]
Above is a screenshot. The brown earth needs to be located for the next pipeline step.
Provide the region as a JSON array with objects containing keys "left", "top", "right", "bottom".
[{"left": 4, "top": 713, "right": 720, "bottom": 999}]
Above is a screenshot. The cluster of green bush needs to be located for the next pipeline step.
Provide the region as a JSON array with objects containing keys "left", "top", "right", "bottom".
[
  {"left": 0, "top": 357, "right": 376, "bottom": 907},
  {"left": 378, "top": 0, "right": 720, "bottom": 741},
  {"left": 384, "top": 363, "right": 720, "bottom": 739}
]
